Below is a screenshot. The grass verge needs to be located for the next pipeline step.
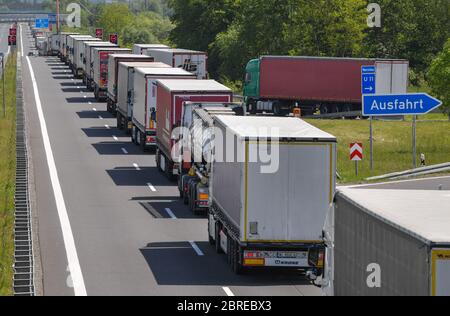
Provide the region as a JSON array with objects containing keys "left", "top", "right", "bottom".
[
  {"left": 306, "top": 118, "right": 450, "bottom": 184},
  {"left": 0, "top": 52, "right": 17, "bottom": 296}
]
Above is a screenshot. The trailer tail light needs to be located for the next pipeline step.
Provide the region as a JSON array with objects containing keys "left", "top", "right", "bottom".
[{"left": 308, "top": 248, "right": 325, "bottom": 268}]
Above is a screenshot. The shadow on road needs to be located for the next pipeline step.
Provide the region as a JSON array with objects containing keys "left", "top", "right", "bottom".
[
  {"left": 62, "top": 87, "right": 90, "bottom": 93},
  {"left": 67, "top": 97, "right": 98, "bottom": 103},
  {"left": 106, "top": 166, "right": 173, "bottom": 187},
  {"left": 82, "top": 127, "right": 117, "bottom": 138},
  {"left": 140, "top": 241, "right": 311, "bottom": 287},
  {"left": 53, "top": 76, "right": 74, "bottom": 80},
  {"left": 77, "top": 111, "right": 110, "bottom": 119},
  {"left": 138, "top": 197, "right": 206, "bottom": 219},
  {"left": 92, "top": 141, "right": 148, "bottom": 156}
]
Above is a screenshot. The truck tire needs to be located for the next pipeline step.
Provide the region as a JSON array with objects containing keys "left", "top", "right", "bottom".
[
  {"left": 116, "top": 113, "right": 122, "bottom": 130},
  {"left": 155, "top": 149, "right": 161, "bottom": 171},
  {"left": 140, "top": 132, "right": 146, "bottom": 152},
  {"left": 215, "top": 222, "right": 223, "bottom": 254},
  {"left": 227, "top": 233, "right": 233, "bottom": 265},
  {"left": 208, "top": 215, "right": 215, "bottom": 246},
  {"left": 273, "top": 102, "right": 282, "bottom": 116},
  {"left": 231, "top": 239, "right": 243, "bottom": 275}
]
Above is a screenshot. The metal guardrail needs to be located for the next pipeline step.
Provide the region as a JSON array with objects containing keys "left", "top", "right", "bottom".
[
  {"left": 303, "top": 111, "right": 363, "bottom": 119},
  {"left": 13, "top": 39, "right": 35, "bottom": 296},
  {"left": 366, "top": 162, "right": 450, "bottom": 181}
]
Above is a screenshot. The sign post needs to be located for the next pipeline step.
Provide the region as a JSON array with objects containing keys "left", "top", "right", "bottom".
[
  {"left": 0, "top": 53, "right": 4, "bottom": 118},
  {"left": 350, "top": 143, "right": 363, "bottom": 176},
  {"left": 363, "top": 93, "right": 443, "bottom": 169},
  {"left": 362, "top": 65, "right": 376, "bottom": 170}
]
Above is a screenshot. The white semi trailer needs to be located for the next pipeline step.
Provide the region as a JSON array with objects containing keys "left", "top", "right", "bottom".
[
  {"left": 132, "top": 44, "right": 169, "bottom": 55},
  {"left": 131, "top": 67, "right": 195, "bottom": 149},
  {"left": 146, "top": 48, "right": 208, "bottom": 79},
  {"left": 116, "top": 62, "right": 170, "bottom": 134},
  {"left": 328, "top": 188, "right": 450, "bottom": 296},
  {"left": 185, "top": 115, "right": 337, "bottom": 274}
]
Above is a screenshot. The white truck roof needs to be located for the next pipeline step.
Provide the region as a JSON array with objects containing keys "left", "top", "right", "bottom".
[
  {"left": 119, "top": 62, "right": 169, "bottom": 69},
  {"left": 109, "top": 54, "right": 148, "bottom": 59},
  {"left": 338, "top": 188, "right": 450, "bottom": 244},
  {"left": 134, "top": 44, "right": 169, "bottom": 48},
  {"left": 136, "top": 67, "right": 195, "bottom": 77},
  {"left": 215, "top": 116, "right": 337, "bottom": 141},
  {"left": 93, "top": 47, "right": 131, "bottom": 53},
  {"left": 151, "top": 48, "right": 205, "bottom": 54},
  {"left": 157, "top": 79, "right": 231, "bottom": 92}
]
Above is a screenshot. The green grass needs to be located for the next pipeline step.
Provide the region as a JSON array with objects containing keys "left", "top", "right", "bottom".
[
  {"left": 0, "top": 53, "right": 17, "bottom": 296},
  {"left": 305, "top": 118, "right": 450, "bottom": 184}
]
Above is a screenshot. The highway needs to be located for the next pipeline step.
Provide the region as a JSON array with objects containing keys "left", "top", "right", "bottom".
[{"left": 19, "top": 24, "right": 321, "bottom": 296}]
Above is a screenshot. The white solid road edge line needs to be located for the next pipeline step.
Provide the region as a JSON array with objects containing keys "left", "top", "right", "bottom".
[
  {"left": 26, "top": 57, "right": 87, "bottom": 296},
  {"left": 189, "top": 241, "right": 204, "bottom": 256},
  {"left": 222, "top": 287, "right": 235, "bottom": 297}
]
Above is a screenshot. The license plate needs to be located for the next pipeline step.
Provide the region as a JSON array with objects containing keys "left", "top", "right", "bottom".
[
  {"left": 277, "top": 252, "right": 307, "bottom": 259},
  {"left": 265, "top": 258, "right": 309, "bottom": 267}
]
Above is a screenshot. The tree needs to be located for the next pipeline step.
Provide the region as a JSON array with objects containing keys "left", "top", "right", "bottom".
[
  {"left": 363, "top": 0, "right": 450, "bottom": 73},
  {"left": 121, "top": 12, "right": 173, "bottom": 47},
  {"left": 427, "top": 38, "right": 450, "bottom": 116},
  {"left": 97, "top": 3, "right": 133, "bottom": 40}
]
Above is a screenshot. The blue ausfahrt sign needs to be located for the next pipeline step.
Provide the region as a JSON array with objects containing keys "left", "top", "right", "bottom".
[
  {"left": 363, "top": 94, "right": 442, "bottom": 116},
  {"left": 362, "top": 65, "right": 376, "bottom": 95},
  {"left": 35, "top": 19, "right": 49, "bottom": 29}
]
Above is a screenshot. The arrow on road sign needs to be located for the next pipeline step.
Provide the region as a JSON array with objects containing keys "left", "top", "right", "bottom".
[
  {"left": 363, "top": 93, "right": 442, "bottom": 116},
  {"left": 350, "top": 143, "right": 363, "bottom": 161}
]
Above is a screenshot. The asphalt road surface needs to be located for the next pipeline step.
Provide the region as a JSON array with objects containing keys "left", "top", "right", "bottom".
[{"left": 20, "top": 24, "right": 321, "bottom": 296}]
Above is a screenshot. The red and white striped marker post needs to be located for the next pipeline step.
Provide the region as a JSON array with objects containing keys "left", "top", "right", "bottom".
[{"left": 350, "top": 143, "right": 363, "bottom": 176}]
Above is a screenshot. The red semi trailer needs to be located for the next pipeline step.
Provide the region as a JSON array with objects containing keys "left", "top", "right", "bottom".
[
  {"left": 155, "top": 79, "right": 233, "bottom": 179},
  {"left": 243, "top": 56, "right": 409, "bottom": 116}
]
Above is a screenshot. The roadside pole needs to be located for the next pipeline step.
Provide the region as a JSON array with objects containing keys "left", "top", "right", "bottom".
[
  {"left": 56, "top": 0, "right": 60, "bottom": 34},
  {"left": 412, "top": 115, "right": 417, "bottom": 169},
  {"left": 1, "top": 54, "right": 4, "bottom": 118},
  {"left": 370, "top": 116, "right": 373, "bottom": 170}
]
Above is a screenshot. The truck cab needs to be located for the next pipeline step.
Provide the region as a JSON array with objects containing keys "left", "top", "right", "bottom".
[{"left": 243, "top": 58, "right": 260, "bottom": 101}]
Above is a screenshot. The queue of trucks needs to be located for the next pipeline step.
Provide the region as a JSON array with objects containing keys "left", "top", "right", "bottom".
[
  {"left": 46, "top": 32, "right": 334, "bottom": 278},
  {"left": 29, "top": 27, "right": 450, "bottom": 296}
]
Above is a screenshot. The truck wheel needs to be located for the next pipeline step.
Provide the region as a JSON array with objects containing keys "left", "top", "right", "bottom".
[
  {"left": 215, "top": 222, "right": 223, "bottom": 254},
  {"left": 116, "top": 113, "right": 122, "bottom": 130},
  {"left": 232, "top": 239, "right": 243, "bottom": 275},
  {"left": 227, "top": 234, "right": 233, "bottom": 265},
  {"left": 140, "top": 132, "right": 146, "bottom": 152},
  {"left": 155, "top": 150, "right": 161, "bottom": 171},
  {"left": 208, "top": 215, "right": 215, "bottom": 246},
  {"left": 131, "top": 126, "right": 136, "bottom": 143},
  {"left": 273, "top": 102, "right": 282, "bottom": 116}
]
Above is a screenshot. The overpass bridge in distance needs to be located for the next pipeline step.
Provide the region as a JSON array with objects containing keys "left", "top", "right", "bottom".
[{"left": 0, "top": 11, "right": 66, "bottom": 23}]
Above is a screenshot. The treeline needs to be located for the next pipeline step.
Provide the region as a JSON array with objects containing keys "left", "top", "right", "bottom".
[
  {"left": 42, "top": 0, "right": 173, "bottom": 47},
  {"left": 168, "top": 0, "right": 449, "bottom": 89}
]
